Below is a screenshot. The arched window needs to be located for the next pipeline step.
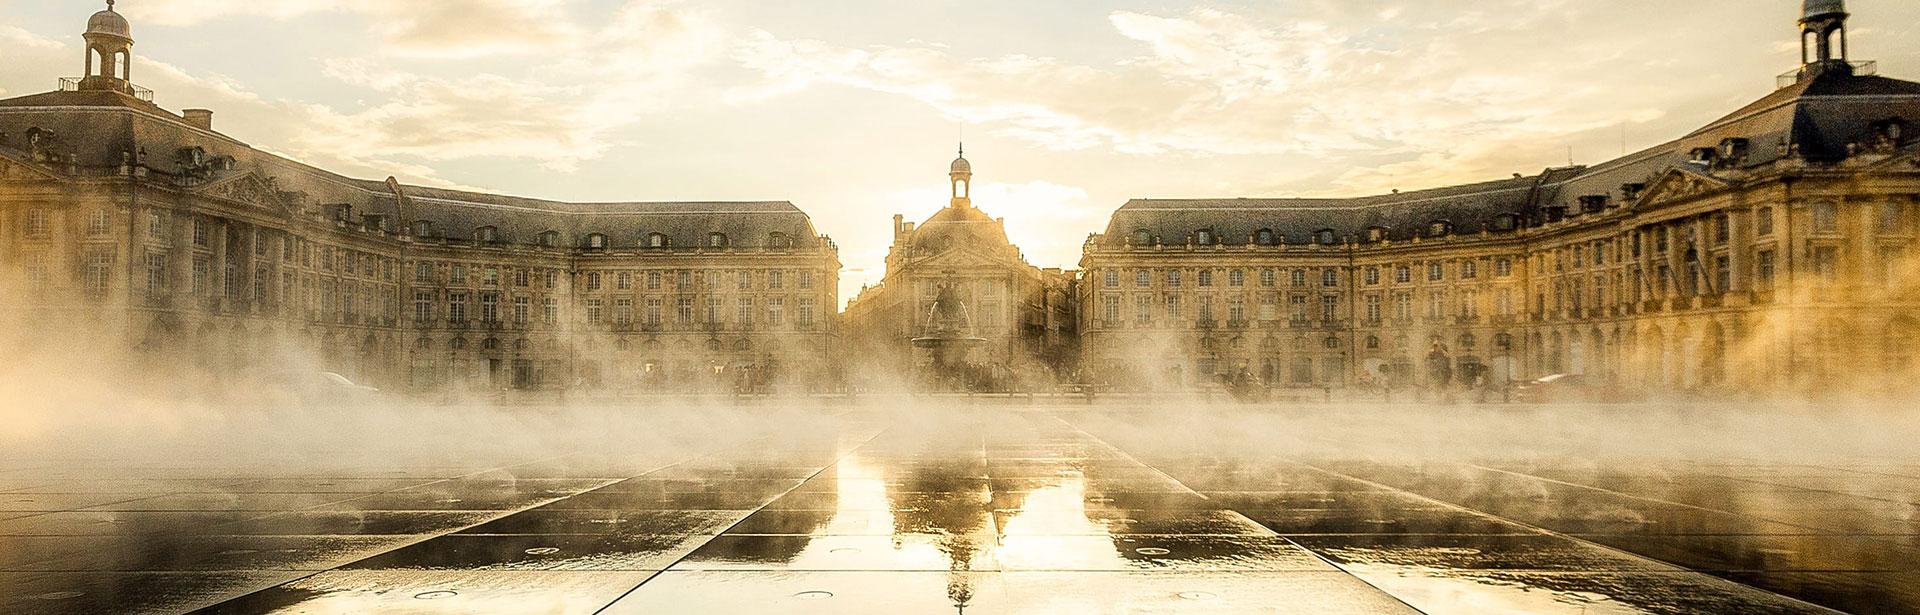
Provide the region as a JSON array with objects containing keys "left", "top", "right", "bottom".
[
  {"left": 482, "top": 337, "right": 500, "bottom": 351},
  {"left": 647, "top": 232, "right": 669, "bottom": 248},
  {"left": 709, "top": 232, "right": 728, "bottom": 248},
  {"left": 538, "top": 230, "right": 560, "bottom": 247},
  {"left": 1255, "top": 228, "right": 1275, "bottom": 245},
  {"left": 767, "top": 232, "right": 791, "bottom": 248},
  {"left": 1365, "top": 335, "right": 1381, "bottom": 350},
  {"left": 474, "top": 226, "right": 498, "bottom": 243},
  {"left": 1195, "top": 229, "right": 1215, "bottom": 245},
  {"left": 584, "top": 233, "right": 607, "bottom": 250},
  {"left": 1315, "top": 229, "right": 1338, "bottom": 246},
  {"left": 1133, "top": 228, "right": 1152, "bottom": 246},
  {"left": 449, "top": 338, "right": 468, "bottom": 351}
]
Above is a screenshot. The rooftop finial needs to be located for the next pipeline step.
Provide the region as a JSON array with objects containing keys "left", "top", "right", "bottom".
[
  {"left": 106, "top": 0, "right": 115, "bottom": 11},
  {"left": 958, "top": 141, "right": 964, "bottom": 159}
]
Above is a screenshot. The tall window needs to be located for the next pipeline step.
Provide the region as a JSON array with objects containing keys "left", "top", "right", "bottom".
[
  {"left": 617, "top": 271, "right": 633, "bottom": 291},
  {"left": 543, "top": 297, "right": 559, "bottom": 324},
  {"left": 1880, "top": 202, "right": 1908, "bottom": 234},
  {"left": 1461, "top": 260, "right": 1478, "bottom": 279},
  {"left": 799, "top": 299, "right": 816, "bottom": 327},
  {"left": 1135, "top": 295, "right": 1153, "bottom": 324},
  {"left": 1198, "top": 270, "right": 1214, "bottom": 287},
  {"left": 615, "top": 298, "right": 635, "bottom": 325},
  {"left": 513, "top": 296, "right": 530, "bottom": 325},
  {"left": 1136, "top": 270, "right": 1151, "bottom": 288},
  {"left": 644, "top": 297, "right": 661, "bottom": 326},
  {"left": 1103, "top": 295, "right": 1120, "bottom": 322},
  {"left": 1428, "top": 262, "right": 1444, "bottom": 281},
  {"left": 677, "top": 297, "right": 694, "bottom": 324},
  {"left": 584, "top": 298, "right": 603, "bottom": 324},
  {"left": 1320, "top": 295, "right": 1339, "bottom": 322},
  {"left": 84, "top": 249, "right": 112, "bottom": 297},
  {"left": 1228, "top": 269, "right": 1245, "bottom": 287},
  {"left": 1164, "top": 294, "right": 1182, "bottom": 319},
  {"left": 23, "top": 208, "right": 52, "bottom": 239},
  {"left": 736, "top": 297, "right": 754, "bottom": 324},
  {"left": 1363, "top": 294, "right": 1381, "bottom": 323},
  {"left": 798, "top": 271, "right": 813, "bottom": 290},
  {"left": 1227, "top": 296, "right": 1245, "bottom": 323},
  {"left": 1495, "top": 258, "right": 1512, "bottom": 277},
  {"left": 1756, "top": 207, "right": 1775, "bottom": 236},
  {"left": 1394, "top": 265, "right": 1411, "bottom": 284},
  {"left": 1812, "top": 202, "right": 1839, "bottom": 233},
  {"left": 766, "top": 297, "right": 784, "bottom": 326},
  {"left": 415, "top": 262, "right": 434, "bottom": 285},
  {"left": 706, "top": 296, "right": 721, "bottom": 323},
  {"left": 1103, "top": 270, "right": 1119, "bottom": 288},
  {"left": 768, "top": 271, "right": 784, "bottom": 290},
  {"left": 1322, "top": 269, "right": 1338, "bottom": 287},
  {"left": 480, "top": 292, "right": 499, "bottom": 323},
  {"left": 585, "top": 272, "right": 602, "bottom": 292},
  {"left": 448, "top": 292, "right": 468, "bottom": 323},
  {"left": 86, "top": 209, "right": 111, "bottom": 237},
  {"left": 1812, "top": 246, "right": 1840, "bottom": 282},
  {"left": 1260, "top": 268, "right": 1277, "bottom": 287},
  {"left": 1166, "top": 270, "right": 1182, "bottom": 288}
]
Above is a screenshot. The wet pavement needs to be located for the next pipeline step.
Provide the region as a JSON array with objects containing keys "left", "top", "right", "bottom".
[{"left": 0, "top": 406, "right": 1913, "bottom": 613}]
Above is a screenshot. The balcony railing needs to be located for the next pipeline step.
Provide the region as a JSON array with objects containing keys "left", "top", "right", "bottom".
[{"left": 59, "top": 77, "right": 154, "bottom": 102}]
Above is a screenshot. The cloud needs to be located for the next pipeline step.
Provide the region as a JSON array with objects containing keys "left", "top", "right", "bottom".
[
  {"left": 730, "top": 1, "right": 1717, "bottom": 194},
  {"left": 886, "top": 180, "right": 1100, "bottom": 269},
  {"left": 122, "top": 0, "right": 581, "bottom": 58}
]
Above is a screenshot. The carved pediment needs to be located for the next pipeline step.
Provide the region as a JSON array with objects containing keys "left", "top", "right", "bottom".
[
  {"left": 908, "top": 243, "right": 1026, "bottom": 272},
  {"left": 0, "top": 152, "right": 58, "bottom": 182},
  {"left": 1637, "top": 168, "right": 1733, "bottom": 206},
  {"left": 194, "top": 172, "right": 293, "bottom": 216}
]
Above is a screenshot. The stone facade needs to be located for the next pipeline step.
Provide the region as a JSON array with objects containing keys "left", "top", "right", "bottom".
[
  {"left": 0, "top": 4, "right": 840, "bottom": 395},
  {"left": 1077, "top": 2, "right": 1920, "bottom": 396},
  {"left": 841, "top": 151, "right": 1076, "bottom": 390}
]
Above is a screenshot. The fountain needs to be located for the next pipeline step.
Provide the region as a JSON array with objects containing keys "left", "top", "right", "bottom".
[{"left": 910, "top": 282, "right": 988, "bottom": 390}]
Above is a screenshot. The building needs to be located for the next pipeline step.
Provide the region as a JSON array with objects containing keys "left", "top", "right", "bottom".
[
  {"left": 1080, "top": 0, "right": 1920, "bottom": 396},
  {"left": 0, "top": 4, "right": 841, "bottom": 394},
  {"left": 842, "top": 149, "right": 1076, "bottom": 390}
]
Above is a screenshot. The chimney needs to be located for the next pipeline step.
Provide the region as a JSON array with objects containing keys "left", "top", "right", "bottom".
[
  {"left": 893, "top": 214, "right": 904, "bottom": 238},
  {"left": 182, "top": 109, "right": 214, "bottom": 131}
]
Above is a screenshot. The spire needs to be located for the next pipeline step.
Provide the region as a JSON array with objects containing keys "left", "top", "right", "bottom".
[{"left": 1798, "top": 0, "right": 1851, "bottom": 80}]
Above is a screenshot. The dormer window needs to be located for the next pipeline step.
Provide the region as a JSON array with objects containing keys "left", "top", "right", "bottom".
[
  {"left": 1689, "top": 147, "right": 1719, "bottom": 165},
  {"left": 362, "top": 214, "right": 387, "bottom": 232},
  {"left": 768, "top": 232, "right": 792, "bottom": 248},
  {"left": 709, "top": 232, "right": 728, "bottom": 248},
  {"left": 1718, "top": 138, "right": 1750, "bottom": 164},
  {"left": 1195, "top": 229, "right": 1214, "bottom": 245},
  {"left": 475, "top": 226, "right": 498, "bottom": 243},
  {"left": 1874, "top": 118, "right": 1909, "bottom": 146},
  {"left": 1621, "top": 183, "right": 1647, "bottom": 201},
  {"left": 1578, "top": 195, "right": 1609, "bottom": 213},
  {"left": 412, "top": 220, "right": 434, "bottom": 238},
  {"left": 327, "top": 204, "right": 352, "bottom": 223},
  {"left": 1315, "top": 229, "right": 1337, "bottom": 246},
  {"left": 1365, "top": 227, "right": 1388, "bottom": 243},
  {"left": 1133, "top": 228, "right": 1152, "bottom": 246},
  {"left": 1427, "top": 221, "right": 1452, "bottom": 238},
  {"left": 647, "top": 232, "right": 669, "bottom": 248},
  {"left": 1255, "top": 228, "right": 1275, "bottom": 245},
  {"left": 538, "top": 230, "right": 559, "bottom": 247},
  {"left": 1491, "top": 214, "right": 1519, "bottom": 232},
  {"left": 584, "top": 233, "right": 607, "bottom": 250}
]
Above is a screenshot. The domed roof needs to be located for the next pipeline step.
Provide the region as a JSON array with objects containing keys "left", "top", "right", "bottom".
[
  {"left": 950, "top": 155, "right": 971, "bottom": 175},
  {"left": 1804, "top": 0, "right": 1846, "bottom": 20},
  {"left": 87, "top": 6, "right": 131, "bottom": 40}
]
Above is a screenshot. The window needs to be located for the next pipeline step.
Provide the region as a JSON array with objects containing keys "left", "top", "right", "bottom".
[
  {"left": 1164, "top": 294, "right": 1182, "bottom": 319},
  {"left": 1103, "top": 295, "right": 1121, "bottom": 322},
  {"left": 616, "top": 271, "right": 633, "bottom": 291},
  {"left": 1461, "top": 260, "right": 1478, "bottom": 279},
  {"left": 85, "top": 209, "right": 111, "bottom": 237},
  {"left": 1495, "top": 258, "right": 1512, "bottom": 278},
  {"left": 768, "top": 271, "right": 784, "bottom": 290},
  {"left": 413, "top": 220, "right": 435, "bottom": 238},
  {"left": 1133, "top": 229, "right": 1152, "bottom": 245},
  {"left": 146, "top": 209, "right": 168, "bottom": 241},
  {"left": 678, "top": 297, "right": 695, "bottom": 324},
  {"left": 513, "top": 296, "right": 530, "bottom": 325},
  {"left": 647, "top": 232, "right": 668, "bottom": 248},
  {"left": 484, "top": 267, "right": 500, "bottom": 287},
  {"left": 643, "top": 298, "right": 660, "bottom": 326},
  {"left": 705, "top": 296, "right": 721, "bottom": 323},
  {"left": 475, "top": 226, "right": 498, "bottom": 243},
  {"left": 1259, "top": 294, "right": 1278, "bottom": 320},
  {"left": 584, "top": 299, "right": 602, "bottom": 324},
  {"left": 1322, "top": 269, "right": 1338, "bottom": 287},
  {"left": 538, "top": 230, "right": 560, "bottom": 247},
  {"left": 1135, "top": 295, "right": 1153, "bottom": 324},
  {"left": 514, "top": 268, "right": 530, "bottom": 287},
  {"left": 543, "top": 297, "right": 559, "bottom": 324},
  {"left": 1427, "top": 262, "right": 1444, "bottom": 282},
  {"left": 1429, "top": 221, "right": 1451, "bottom": 237},
  {"left": 1812, "top": 202, "right": 1839, "bottom": 233},
  {"left": 413, "top": 291, "right": 436, "bottom": 323},
  {"left": 1166, "top": 270, "right": 1182, "bottom": 288},
  {"left": 799, "top": 298, "right": 816, "bottom": 326},
  {"left": 1195, "top": 229, "right": 1214, "bottom": 245},
  {"left": 1198, "top": 270, "right": 1214, "bottom": 287},
  {"left": 798, "top": 271, "right": 813, "bottom": 290},
  {"left": 1316, "top": 229, "right": 1337, "bottom": 245},
  {"left": 737, "top": 270, "right": 753, "bottom": 290},
  {"left": 737, "top": 297, "right": 754, "bottom": 324},
  {"left": 448, "top": 292, "right": 469, "bottom": 323},
  {"left": 1228, "top": 269, "right": 1245, "bottom": 287},
  {"left": 480, "top": 292, "right": 499, "bottom": 323},
  {"left": 1290, "top": 269, "right": 1307, "bottom": 288},
  {"left": 1260, "top": 268, "right": 1277, "bottom": 287},
  {"left": 709, "top": 232, "right": 728, "bottom": 248},
  {"left": 1289, "top": 295, "right": 1308, "bottom": 323},
  {"left": 415, "top": 262, "right": 434, "bottom": 285},
  {"left": 1427, "top": 291, "right": 1445, "bottom": 319},
  {"left": 1713, "top": 256, "right": 1731, "bottom": 293},
  {"left": 84, "top": 249, "right": 112, "bottom": 296},
  {"left": 1393, "top": 292, "right": 1412, "bottom": 320},
  {"left": 1227, "top": 296, "right": 1246, "bottom": 323},
  {"left": 1812, "top": 246, "right": 1840, "bottom": 282},
  {"left": 1756, "top": 207, "right": 1775, "bottom": 236},
  {"left": 1135, "top": 270, "right": 1151, "bottom": 288},
  {"left": 450, "top": 264, "right": 468, "bottom": 285},
  {"left": 1394, "top": 265, "right": 1412, "bottom": 284},
  {"left": 191, "top": 257, "right": 210, "bottom": 294},
  {"left": 1880, "top": 203, "right": 1909, "bottom": 234},
  {"left": 766, "top": 298, "right": 785, "bottom": 326},
  {"left": 1256, "top": 228, "right": 1275, "bottom": 245},
  {"left": 192, "top": 217, "right": 211, "bottom": 246},
  {"left": 585, "top": 272, "right": 602, "bottom": 292},
  {"left": 1364, "top": 294, "right": 1381, "bottom": 323},
  {"left": 585, "top": 233, "right": 607, "bottom": 249},
  {"left": 1713, "top": 215, "right": 1730, "bottom": 245},
  {"left": 1103, "top": 270, "right": 1119, "bottom": 288},
  {"left": 1320, "top": 295, "right": 1339, "bottom": 322},
  {"left": 615, "top": 298, "right": 637, "bottom": 326}
]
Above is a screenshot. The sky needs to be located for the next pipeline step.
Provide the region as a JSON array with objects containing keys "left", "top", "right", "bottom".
[{"left": 3, "top": 0, "right": 1919, "bottom": 305}]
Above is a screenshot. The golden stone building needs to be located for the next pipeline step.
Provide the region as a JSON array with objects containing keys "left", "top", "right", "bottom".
[
  {"left": 841, "top": 150, "right": 1076, "bottom": 389},
  {"left": 0, "top": 5, "right": 841, "bottom": 394},
  {"left": 1079, "top": 1, "right": 1920, "bottom": 395}
]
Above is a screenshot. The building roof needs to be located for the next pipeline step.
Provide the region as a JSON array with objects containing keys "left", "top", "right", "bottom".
[
  {"left": 0, "top": 90, "right": 825, "bottom": 251},
  {"left": 1102, "top": 68, "right": 1920, "bottom": 248}
]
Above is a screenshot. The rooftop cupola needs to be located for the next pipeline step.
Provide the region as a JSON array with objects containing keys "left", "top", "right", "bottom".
[
  {"left": 79, "top": 0, "right": 135, "bottom": 94},
  {"left": 1798, "top": 0, "right": 1852, "bottom": 80},
  {"left": 949, "top": 143, "right": 973, "bottom": 208}
]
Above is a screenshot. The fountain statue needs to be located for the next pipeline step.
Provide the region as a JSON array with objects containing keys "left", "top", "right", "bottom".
[{"left": 911, "top": 282, "right": 988, "bottom": 390}]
